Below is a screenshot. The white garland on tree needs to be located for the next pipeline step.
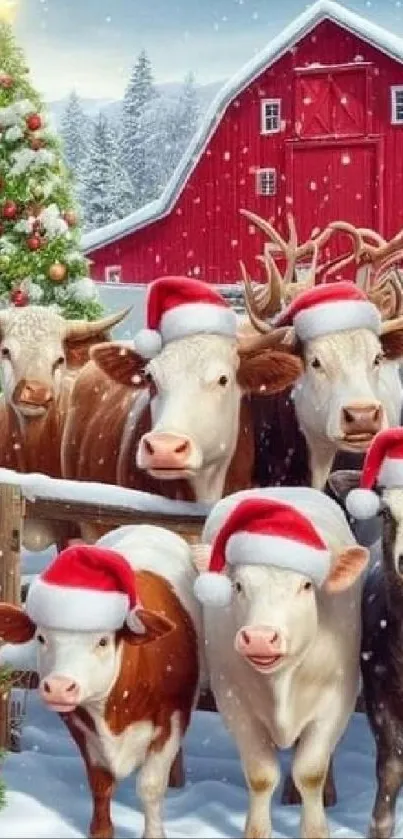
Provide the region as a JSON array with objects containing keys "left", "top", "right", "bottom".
[
  {"left": 4, "top": 124, "right": 23, "bottom": 142},
  {"left": 39, "top": 204, "right": 68, "bottom": 238}
]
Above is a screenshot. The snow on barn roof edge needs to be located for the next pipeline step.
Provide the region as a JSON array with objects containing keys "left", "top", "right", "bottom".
[{"left": 82, "top": 0, "right": 403, "bottom": 255}]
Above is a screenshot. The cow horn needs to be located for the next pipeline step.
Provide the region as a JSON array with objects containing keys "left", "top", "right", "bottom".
[
  {"left": 63, "top": 307, "right": 132, "bottom": 342},
  {"left": 380, "top": 314, "right": 403, "bottom": 335},
  {"left": 237, "top": 325, "right": 296, "bottom": 355}
]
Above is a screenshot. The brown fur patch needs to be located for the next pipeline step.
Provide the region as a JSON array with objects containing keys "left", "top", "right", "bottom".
[
  {"left": 237, "top": 349, "right": 302, "bottom": 395},
  {"left": 297, "top": 770, "right": 327, "bottom": 791},
  {"left": 90, "top": 343, "right": 146, "bottom": 388},
  {"left": 0, "top": 603, "right": 36, "bottom": 644},
  {"left": 380, "top": 329, "right": 403, "bottom": 361},
  {"left": 249, "top": 775, "right": 273, "bottom": 793}
]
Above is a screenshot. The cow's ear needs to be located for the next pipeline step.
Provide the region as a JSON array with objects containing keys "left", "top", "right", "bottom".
[
  {"left": 237, "top": 349, "right": 303, "bottom": 395},
  {"left": 64, "top": 332, "right": 110, "bottom": 370},
  {"left": 190, "top": 544, "right": 212, "bottom": 574},
  {"left": 122, "top": 609, "right": 175, "bottom": 647},
  {"left": 380, "top": 328, "right": 403, "bottom": 361},
  {"left": 324, "top": 546, "right": 369, "bottom": 594},
  {"left": 0, "top": 604, "right": 36, "bottom": 644},
  {"left": 326, "top": 469, "right": 361, "bottom": 508},
  {"left": 90, "top": 343, "right": 146, "bottom": 388}
]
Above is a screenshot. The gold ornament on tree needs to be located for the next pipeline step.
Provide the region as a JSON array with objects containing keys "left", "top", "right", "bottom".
[
  {"left": 48, "top": 262, "right": 67, "bottom": 283},
  {"left": 0, "top": 0, "right": 18, "bottom": 24}
]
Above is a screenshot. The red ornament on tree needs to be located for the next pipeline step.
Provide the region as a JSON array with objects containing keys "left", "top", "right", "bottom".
[
  {"left": 63, "top": 210, "right": 77, "bottom": 227},
  {"left": 2, "top": 200, "right": 17, "bottom": 220},
  {"left": 26, "top": 113, "right": 42, "bottom": 131},
  {"left": 0, "top": 74, "right": 14, "bottom": 89},
  {"left": 26, "top": 235, "right": 41, "bottom": 251},
  {"left": 10, "top": 288, "right": 29, "bottom": 307}
]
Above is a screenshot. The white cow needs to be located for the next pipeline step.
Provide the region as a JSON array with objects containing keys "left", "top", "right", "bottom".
[{"left": 195, "top": 486, "right": 368, "bottom": 839}]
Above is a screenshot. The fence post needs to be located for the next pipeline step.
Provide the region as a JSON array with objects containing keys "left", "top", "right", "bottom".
[{"left": 0, "top": 483, "right": 23, "bottom": 750}]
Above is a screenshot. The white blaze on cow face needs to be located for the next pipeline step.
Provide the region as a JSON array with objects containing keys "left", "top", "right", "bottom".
[
  {"left": 382, "top": 488, "right": 403, "bottom": 576},
  {"left": 35, "top": 627, "right": 121, "bottom": 711},
  {"left": 294, "top": 329, "right": 400, "bottom": 453},
  {"left": 230, "top": 564, "right": 318, "bottom": 674},
  {"left": 137, "top": 335, "right": 242, "bottom": 501},
  {"left": 0, "top": 308, "right": 66, "bottom": 418}
]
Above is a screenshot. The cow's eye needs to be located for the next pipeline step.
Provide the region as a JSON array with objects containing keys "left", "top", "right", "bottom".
[
  {"left": 311, "top": 357, "right": 321, "bottom": 369},
  {"left": 373, "top": 353, "right": 384, "bottom": 367},
  {"left": 300, "top": 581, "right": 312, "bottom": 593},
  {"left": 36, "top": 633, "right": 46, "bottom": 645},
  {"left": 1, "top": 347, "right": 10, "bottom": 358},
  {"left": 54, "top": 356, "right": 65, "bottom": 368},
  {"left": 98, "top": 637, "right": 109, "bottom": 648},
  {"left": 234, "top": 581, "right": 243, "bottom": 594},
  {"left": 218, "top": 375, "right": 228, "bottom": 387},
  {"left": 144, "top": 371, "right": 154, "bottom": 385}
]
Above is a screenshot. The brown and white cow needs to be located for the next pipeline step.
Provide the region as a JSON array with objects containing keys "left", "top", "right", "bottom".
[
  {"left": 194, "top": 486, "right": 368, "bottom": 839},
  {"left": 0, "top": 304, "right": 129, "bottom": 550},
  {"left": 0, "top": 525, "right": 203, "bottom": 839},
  {"left": 61, "top": 332, "right": 303, "bottom": 508}
]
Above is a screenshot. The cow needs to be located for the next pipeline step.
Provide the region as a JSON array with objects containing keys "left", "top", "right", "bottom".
[
  {"left": 61, "top": 279, "right": 303, "bottom": 512},
  {"left": 0, "top": 526, "right": 204, "bottom": 839},
  {"left": 0, "top": 304, "right": 130, "bottom": 550},
  {"left": 240, "top": 212, "right": 403, "bottom": 491},
  {"left": 192, "top": 486, "right": 369, "bottom": 839},
  {"left": 324, "top": 429, "right": 403, "bottom": 839}
]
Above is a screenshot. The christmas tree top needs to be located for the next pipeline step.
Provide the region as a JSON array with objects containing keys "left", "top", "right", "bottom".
[{"left": 0, "top": 15, "right": 103, "bottom": 319}]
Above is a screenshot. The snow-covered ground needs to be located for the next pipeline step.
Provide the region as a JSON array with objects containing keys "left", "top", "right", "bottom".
[{"left": 3, "top": 543, "right": 403, "bottom": 838}]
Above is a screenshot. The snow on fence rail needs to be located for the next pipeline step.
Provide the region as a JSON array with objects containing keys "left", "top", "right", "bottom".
[{"left": 0, "top": 468, "right": 212, "bottom": 752}]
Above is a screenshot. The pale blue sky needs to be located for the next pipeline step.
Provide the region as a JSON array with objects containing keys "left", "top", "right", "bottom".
[{"left": 11, "top": 0, "right": 403, "bottom": 101}]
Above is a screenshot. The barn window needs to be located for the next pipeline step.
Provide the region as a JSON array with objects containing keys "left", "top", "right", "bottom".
[
  {"left": 261, "top": 99, "right": 281, "bottom": 134},
  {"left": 105, "top": 265, "right": 122, "bottom": 283},
  {"left": 391, "top": 86, "right": 403, "bottom": 124},
  {"left": 256, "top": 168, "right": 277, "bottom": 197}
]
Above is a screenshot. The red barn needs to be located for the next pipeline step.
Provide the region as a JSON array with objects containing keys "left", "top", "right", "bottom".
[{"left": 83, "top": 0, "right": 403, "bottom": 286}]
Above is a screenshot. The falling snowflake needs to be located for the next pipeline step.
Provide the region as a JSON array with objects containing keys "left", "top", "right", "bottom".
[
  {"left": 309, "top": 181, "right": 317, "bottom": 191},
  {"left": 223, "top": 151, "right": 231, "bottom": 161},
  {"left": 341, "top": 153, "right": 351, "bottom": 165},
  {"left": 303, "top": 96, "right": 312, "bottom": 105}
]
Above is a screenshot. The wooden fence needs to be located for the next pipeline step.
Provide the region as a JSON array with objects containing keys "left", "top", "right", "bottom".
[{"left": 0, "top": 471, "right": 210, "bottom": 755}]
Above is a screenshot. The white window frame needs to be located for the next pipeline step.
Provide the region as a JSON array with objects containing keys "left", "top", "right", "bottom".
[
  {"left": 105, "top": 265, "right": 122, "bottom": 284},
  {"left": 260, "top": 98, "right": 281, "bottom": 135},
  {"left": 391, "top": 85, "right": 403, "bottom": 124},
  {"left": 255, "top": 167, "right": 277, "bottom": 197}
]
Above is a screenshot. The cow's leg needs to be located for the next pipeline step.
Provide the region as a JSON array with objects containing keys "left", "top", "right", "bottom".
[
  {"left": 291, "top": 725, "right": 333, "bottom": 839},
  {"left": 282, "top": 753, "right": 336, "bottom": 806},
  {"left": 236, "top": 719, "right": 280, "bottom": 839},
  {"left": 137, "top": 711, "right": 182, "bottom": 839},
  {"left": 86, "top": 764, "right": 116, "bottom": 839},
  {"left": 369, "top": 735, "right": 403, "bottom": 839}
]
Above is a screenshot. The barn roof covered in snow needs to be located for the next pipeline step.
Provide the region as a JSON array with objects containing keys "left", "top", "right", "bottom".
[{"left": 82, "top": 0, "right": 403, "bottom": 254}]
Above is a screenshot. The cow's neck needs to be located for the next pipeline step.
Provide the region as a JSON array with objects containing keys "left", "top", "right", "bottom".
[
  {"left": 3, "top": 401, "right": 62, "bottom": 477},
  {"left": 302, "top": 429, "right": 337, "bottom": 490}
]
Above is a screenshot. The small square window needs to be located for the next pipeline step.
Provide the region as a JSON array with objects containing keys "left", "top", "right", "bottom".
[
  {"left": 105, "top": 265, "right": 122, "bottom": 283},
  {"left": 261, "top": 99, "right": 281, "bottom": 134},
  {"left": 256, "top": 168, "right": 277, "bottom": 197},
  {"left": 391, "top": 86, "right": 403, "bottom": 124}
]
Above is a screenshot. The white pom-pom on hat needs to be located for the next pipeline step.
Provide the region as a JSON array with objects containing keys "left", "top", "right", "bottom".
[
  {"left": 346, "top": 488, "right": 380, "bottom": 520},
  {"left": 194, "top": 572, "right": 232, "bottom": 608},
  {"left": 134, "top": 328, "right": 162, "bottom": 359}
]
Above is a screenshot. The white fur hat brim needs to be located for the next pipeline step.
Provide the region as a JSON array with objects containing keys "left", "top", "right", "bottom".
[
  {"left": 346, "top": 488, "right": 380, "bottom": 520},
  {"left": 193, "top": 572, "right": 232, "bottom": 607}
]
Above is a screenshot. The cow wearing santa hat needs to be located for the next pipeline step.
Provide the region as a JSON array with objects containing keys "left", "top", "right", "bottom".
[
  {"left": 327, "top": 428, "right": 403, "bottom": 839},
  {"left": 193, "top": 486, "right": 369, "bottom": 839},
  {"left": 61, "top": 274, "right": 302, "bottom": 518},
  {"left": 0, "top": 524, "right": 204, "bottom": 839},
  {"left": 245, "top": 280, "right": 403, "bottom": 491}
]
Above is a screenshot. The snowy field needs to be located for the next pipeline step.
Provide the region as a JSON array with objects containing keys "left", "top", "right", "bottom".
[{"left": 3, "top": 545, "right": 403, "bottom": 838}]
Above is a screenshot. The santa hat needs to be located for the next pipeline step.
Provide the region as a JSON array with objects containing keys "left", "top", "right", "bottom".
[
  {"left": 194, "top": 497, "right": 331, "bottom": 607},
  {"left": 274, "top": 281, "right": 381, "bottom": 342},
  {"left": 25, "top": 544, "right": 146, "bottom": 634},
  {"left": 346, "top": 428, "right": 403, "bottom": 520},
  {"left": 134, "top": 275, "right": 238, "bottom": 359}
]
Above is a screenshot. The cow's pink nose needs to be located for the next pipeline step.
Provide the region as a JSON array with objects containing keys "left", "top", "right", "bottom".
[
  {"left": 140, "top": 432, "right": 192, "bottom": 470},
  {"left": 39, "top": 675, "right": 80, "bottom": 707},
  {"left": 235, "top": 625, "right": 283, "bottom": 657}
]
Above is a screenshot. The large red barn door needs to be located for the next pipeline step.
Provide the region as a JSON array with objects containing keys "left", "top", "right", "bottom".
[{"left": 285, "top": 138, "right": 382, "bottom": 262}]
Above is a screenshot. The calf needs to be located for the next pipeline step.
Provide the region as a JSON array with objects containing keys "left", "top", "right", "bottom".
[
  {"left": 193, "top": 487, "right": 368, "bottom": 839},
  {"left": 0, "top": 527, "right": 202, "bottom": 838},
  {"left": 327, "top": 428, "right": 403, "bottom": 839}
]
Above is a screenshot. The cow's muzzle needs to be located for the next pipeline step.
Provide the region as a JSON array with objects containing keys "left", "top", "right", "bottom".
[
  {"left": 13, "top": 379, "right": 54, "bottom": 416},
  {"left": 39, "top": 674, "right": 80, "bottom": 713},
  {"left": 137, "top": 431, "right": 200, "bottom": 475},
  {"left": 339, "top": 401, "right": 384, "bottom": 450}
]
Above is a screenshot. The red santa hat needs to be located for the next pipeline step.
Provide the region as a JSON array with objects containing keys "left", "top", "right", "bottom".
[
  {"left": 133, "top": 275, "right": 238, "bottom": 359},
  {"left": 346, "top": 428, "right": 403, "bottom": 520},
  {"left": 194, "top": 497, "right": 331, "bottom": 607},
  {"left": 274, "top": 281, "right": 381, "bottom": 342},
  {"left": 25, "top": 544, "right": 146, "bottom": 634}
]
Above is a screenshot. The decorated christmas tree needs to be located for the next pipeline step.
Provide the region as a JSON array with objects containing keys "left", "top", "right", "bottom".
[{"left": 0, "top": 15, "right": 103, "bottom": 319}]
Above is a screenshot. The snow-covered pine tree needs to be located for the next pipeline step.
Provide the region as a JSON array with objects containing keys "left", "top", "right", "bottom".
[
  {"left": 59, "top": 91, "right": 91, "bottom": 187},
  {"left": 0, "top": 665, "right": 13, "bottom": 810},
  {"left": 120, "top": 50, "right": 156, "bottom": 206},
  {"left": 81, "top": 113, "right": 134, "bottom": 230},
  {"left": 170, "top": 72, "right": 200, "bottom": 170},
  {"left": 137, "top": 94, "right": 174, "bottom": 204}
]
